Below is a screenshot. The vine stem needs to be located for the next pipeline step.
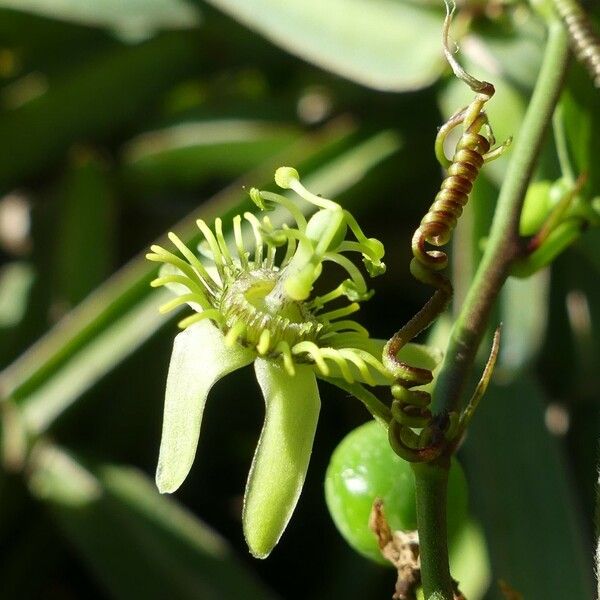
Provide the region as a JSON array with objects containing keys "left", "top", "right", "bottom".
[
  {"left": 413, "top": 16, "right": 570, "bottom": 600},
  {"left": 413, "top": 461, "right": 453, "bottom": 600},
  {"left": 433, "top": 18, "right": 570, "bottom": 415}
]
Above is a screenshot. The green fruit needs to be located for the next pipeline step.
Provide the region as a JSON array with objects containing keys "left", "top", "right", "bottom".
[{"left": 324, "top": 420, "right": 468, "bottom": 565}]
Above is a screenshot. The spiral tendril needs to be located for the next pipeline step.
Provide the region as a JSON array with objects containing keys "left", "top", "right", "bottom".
[
  {"left": 383, "top": 1, "right": 511, "bottom": 462},
  {"left": 554, "top": 0, "right": 600, "bottom": 88}
]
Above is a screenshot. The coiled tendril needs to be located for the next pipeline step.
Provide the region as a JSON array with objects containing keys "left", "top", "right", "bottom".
[
  {"left": 383, "top": 1, "right": 510, "bottom": 462},
  {"left": 554, "top": 0, "right": 600, "bottom": 88}
]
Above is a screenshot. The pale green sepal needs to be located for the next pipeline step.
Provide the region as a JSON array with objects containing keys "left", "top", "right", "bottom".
[
  {"left": 156, "top": 320, "right": 255, "bottom": 493},
  {"left": 243, "top": 359, "right": 320, "bottom": 558}
]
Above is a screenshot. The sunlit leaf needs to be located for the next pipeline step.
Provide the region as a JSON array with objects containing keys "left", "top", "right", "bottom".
[
  {"left": 122, "top": 119, "right": 300, "bottom": 189},
  {"left": 462, "top": 377, "right": 593, "bottom": 599},
  {"left": 203, "top": 0, "right": 446, "bottom": 91},
  {"left": 0, "top": 33, "right": 202, "bottom": 192},
  {"left": 28, "top": 444, "right": 273, "bottom": 599},
  {"left": 0, "top": 0, "right": 200, "bottom": 40}
]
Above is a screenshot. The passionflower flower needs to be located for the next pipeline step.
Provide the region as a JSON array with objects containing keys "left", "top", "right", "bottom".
[{"left": 147, "top": 167, "right": 396, "bottom": 558}]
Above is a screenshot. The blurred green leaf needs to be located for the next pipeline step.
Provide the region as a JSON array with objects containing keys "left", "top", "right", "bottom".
[
  {"left": 123, "top": 119, "right": 300, "bottom": 189},
  {"left": 497, "top": 270, "right": 550, "bottom": 377},
  {"left": 28, "top": 443, "right": 272, "bottom": 599},
  {"left": 450, "top": 519, "right": 490, "bottom": 600},
  {"left": 0, "top": 0, "right": 200, "bottom": 40},
  {"left": 467, "top": 15, "right": 545, "bottom": 91},
  {"left": 561, "top": 68, "right": 600, "bottom": 198},
  {"left": 463, "top": 377, "right": 593, "bottom": 599},
  {"left": 0, "top": 123, "right": 401, "bottom": 434},
  {"left": 53, "top": 150, "right": 116, "bottom": 308},
  {"left": 0, "top": 32, "right": 202, "bottom": 192},
  {"left": 202, "top": 0, "right": 446, "bottom": 91}
]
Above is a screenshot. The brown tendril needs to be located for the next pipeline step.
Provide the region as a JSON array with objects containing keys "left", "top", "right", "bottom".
[{"left": 384, "top": 0, "right": 510, "bottom": 462}]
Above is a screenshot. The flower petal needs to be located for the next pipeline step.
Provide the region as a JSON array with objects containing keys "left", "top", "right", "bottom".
[
  {"left": 156, "top": 320, "right": 255, "bottom": 493},
  {"left": 243, "top": 359, "right": 320, "bottom": 558}
]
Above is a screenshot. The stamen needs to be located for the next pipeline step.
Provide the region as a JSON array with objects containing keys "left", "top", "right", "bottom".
[
  {"left": 320, "top": 348, "right": 355, "bottom": 383},
  {"left": 196, "top": 219, "right": 226, "bottom": 282},
  {"left": 150, "top": 275, "right": 211, "bottom": 309},
  {"left": 291, "top": 341, "right": 329, "bottom": 374},
  {"left": 276, "top": 341, "right": 296, "bottom": 376},
  {"left": 167, "top": 232, "right": 220, "bottom": 294},
  {"left": 338, "top": 349, "right": 376, "bottom": 386},
  {"left": 147, "top": 246, "right": 205, "bottom": 290},
  {"left": 243, "top": 212, "right": 265, "bottom": 266},
  {"left": 178, "top": 309, "right": 224, "bottom": 329},
  {"left": 215, "top": 218, "right": 235, "bottom": 267},
  {"left": 323, "top": 253, "right": 369, "bottom": 298},
  {"left": 321, "top": 320, "right": 369, "bottom": 335},
  {"left": 159, "top": 293, "right": 202, "bottom": 314},
  {"left": 232, "top": 215, "right": 249, "bottom": 269},
  {"left": 308, "top": 285, "right": 346, "bottom": 310},
  {"left": 318, "top": 303, "right": 360, "bottom": 322},
  {"left": 279, "top": 226, "right": 297, "bottom": 268},
  {"left": 258, "top": 190, "right": 307, "bottom": 231}
]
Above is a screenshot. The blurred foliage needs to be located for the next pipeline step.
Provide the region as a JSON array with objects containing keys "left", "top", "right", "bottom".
[{"left": 0, "top": 1, "right": 598, "bottom": 598}]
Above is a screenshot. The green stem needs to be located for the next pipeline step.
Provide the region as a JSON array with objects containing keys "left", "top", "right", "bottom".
[
  {"left": 433, "top": 19, "right": 570, "bottom": 414},
  {"left": 413, "top": 462, "right": 453, "bottom": 600}
]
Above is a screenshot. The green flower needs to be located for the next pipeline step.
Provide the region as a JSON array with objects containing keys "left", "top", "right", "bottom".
[{"left": 147, "top": 167, "right": 395, "bottom": 558}]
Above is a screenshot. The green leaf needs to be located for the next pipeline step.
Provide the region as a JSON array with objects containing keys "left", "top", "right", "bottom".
[
  {"left": 53, "top": 150, "right": 116, "bottom": 308},
  {"left": 0, "top": 33, "right": 202, "bottom": 192},
  {"left": 122, "top": 119, "right": 300, "bottom": 190},
  {"left": 243, "top": 359, "right": 320, "bottom": 558},
  {"left": 462, "top": 377, "right": 593, "bottom": 599},
  {"left": 156, "top": 321, "right": 255, "bottom": 494},
  {"left": 203, "top": 0, "right": 446, "bottom": 91},
  {"left": 0, "top": 0, "right": 200, "bottom": 39},
  {"left": 28, "top": 444, "right": 272, "bottom": 599},
  {"left": 561, "top": 68, "right": 600, "bottom": 197},
  {"left": 497, "top": 270, "right": 550, "bottom": 376}
]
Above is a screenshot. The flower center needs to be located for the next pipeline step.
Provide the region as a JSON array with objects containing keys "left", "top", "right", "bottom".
[{"left": 219, "top": 269, "right": 323, "bottom": 352}]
